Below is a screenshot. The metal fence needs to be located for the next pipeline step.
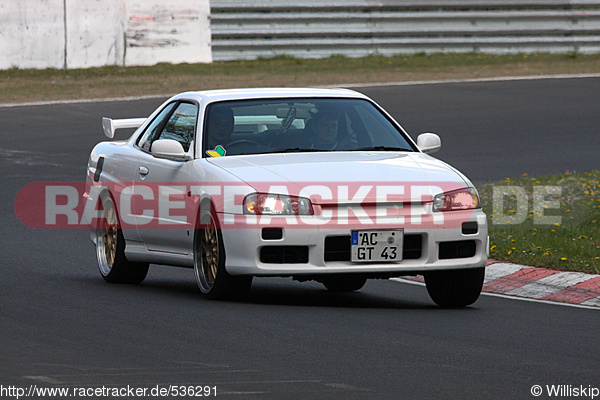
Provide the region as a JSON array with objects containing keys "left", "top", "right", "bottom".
[{"left": 210, "top": 0, "right": 600, "bottom": 60}]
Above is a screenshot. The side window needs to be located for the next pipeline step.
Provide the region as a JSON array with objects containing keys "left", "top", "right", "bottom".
[
  {"left": 157, "top": 102, "right": 197, "bottom": 152},
  {"left": 137, "top": 102, "right": 178, "bottom": 151}
]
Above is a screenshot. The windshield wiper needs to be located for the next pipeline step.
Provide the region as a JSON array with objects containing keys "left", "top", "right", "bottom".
[
  {"left": 231, "top": 148, "right": 318, "bottom": 156},
  {"left": 354, "top": 146, "right": 413, "bottom": 152},
  {"left": 270, "top": 148, "right": 327, "bottom": 154}
]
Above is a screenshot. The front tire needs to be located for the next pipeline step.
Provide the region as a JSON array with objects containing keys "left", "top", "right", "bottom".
[
  {"left": 193, "top": 205, "right": 252, "bottom": 299},
  {"left": 95, "top": 194, "right": 149, "bottom": 284},
  {"left": 424, "top": 267, "right": 485, "bottom": 307}
]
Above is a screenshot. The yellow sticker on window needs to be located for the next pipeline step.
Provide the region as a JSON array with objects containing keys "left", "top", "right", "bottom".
[{"left": 206, "top": 145, "right": 226, "bottom": 157}]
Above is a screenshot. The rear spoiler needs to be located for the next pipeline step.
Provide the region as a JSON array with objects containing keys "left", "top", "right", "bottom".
[{"left": 102, "top": 117, "right": 146, "bottom": 138}]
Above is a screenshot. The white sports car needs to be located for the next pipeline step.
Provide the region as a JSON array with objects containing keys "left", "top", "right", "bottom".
[{"left": 86, "top": 88, "right": 488, "bottom": 307}]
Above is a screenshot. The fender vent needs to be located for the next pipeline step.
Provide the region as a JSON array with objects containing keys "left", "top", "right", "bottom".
[{"left": 93, "top": 157, "right": 104, "bottom": 182}]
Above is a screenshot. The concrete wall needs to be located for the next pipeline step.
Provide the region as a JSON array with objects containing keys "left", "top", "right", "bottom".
[
  {"left": 0, "top": 0, "right": 211, "bottom": 70},
  {"left": 0, "top": 1, "right": 66, "bottom": 69},
  {"left": 125, "top": 0, "right": 211, "bottom": 66},
  {"left": 65, "top": 0, "right": 124, "bottom": 69}
]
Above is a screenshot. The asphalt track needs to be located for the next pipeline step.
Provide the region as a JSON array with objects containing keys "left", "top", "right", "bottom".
[{"left": 1, "top": 77, "right": 599, "bottom": 399}]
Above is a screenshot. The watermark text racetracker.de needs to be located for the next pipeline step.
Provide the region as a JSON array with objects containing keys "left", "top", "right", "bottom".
[
  {"left": 15, "top": 181, "right": 561, "bottom": 230},
  {"left": 0, "top": 384, "right": 216, "bottom": 399},
  {"left": 493, "top": 185, "right": 562, "bottom": 225},
  {"left": 15, "top": 181, "right": 486, "bottom": 230}
]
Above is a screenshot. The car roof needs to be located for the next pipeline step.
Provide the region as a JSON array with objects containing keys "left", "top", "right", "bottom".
[{"left": 168, "top": 87, "right": 369, "bottom": 104}]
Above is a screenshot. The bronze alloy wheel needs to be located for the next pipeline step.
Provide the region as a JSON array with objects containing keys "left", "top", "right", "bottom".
[
  {"left": 193, "top": 206, "right": 253, "bottom": 299},
  {"left": 95, "top": 193, "right": 149, "bottom": 284},
  {"left": 195, "top": 209, "right": 220, "bottom": 293},
  {"left": 96, "top": 197, "right": 118, "bottom": 276}
]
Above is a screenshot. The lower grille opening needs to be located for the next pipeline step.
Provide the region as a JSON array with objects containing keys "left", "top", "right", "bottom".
[
  {"left": 324, "top": 236, "right": 350, "bottom": 262},
  {"left": 403, "top": 234, "right": 423, "bottom": 260},
  {"left": 461, "top": 221, "right": 478, "bottom": 235},
  {"left": 262, "top": 227, "right": 283, "bottom": 240},
  {"left": 324, "top": 234, "right": 422, "bottom": 262},
  {"left": 260, "top": 246, "right": 309, "bottom": 264},
  {"left": 438, "top": 240, "right": 476, "bottom": 260}
]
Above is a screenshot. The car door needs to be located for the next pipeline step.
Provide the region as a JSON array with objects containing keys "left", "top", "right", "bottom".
[{"left": 132, "top": 101, "right": 198, "bottom": 255}]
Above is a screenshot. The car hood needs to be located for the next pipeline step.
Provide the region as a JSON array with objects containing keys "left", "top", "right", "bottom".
[{"left": 207, "top": 152, "right": 469, "bottom": 203}]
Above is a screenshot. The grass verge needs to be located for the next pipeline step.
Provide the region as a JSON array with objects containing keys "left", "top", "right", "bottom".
[
  {"left": 478, "top": 170, "right": 600, "bottom": 274},
  {"left": 2, "top": 53, "right": 600, "bottom": 104}
]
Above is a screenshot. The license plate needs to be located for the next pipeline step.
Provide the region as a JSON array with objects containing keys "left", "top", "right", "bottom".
[{"left": 351, "top": 230, "right": 403, "bottom": 262}]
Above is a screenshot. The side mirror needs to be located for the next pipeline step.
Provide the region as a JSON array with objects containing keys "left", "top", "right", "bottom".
[
  {"left": 151, "top": 139, "right": 191, "bottom": 161},
  {"left": 417, "top": 133, "right": 441, "bottom": 154}
]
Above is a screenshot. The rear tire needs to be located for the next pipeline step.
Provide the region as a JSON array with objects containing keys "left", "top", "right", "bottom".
[
  {"left": 322, "top": 275, "right": 367, "bottom": 292},
  {"left": 95, "top": 194, "right": 149, "bottom": 284},
  {"left": 424, "top": 267, "right": 485, "bottom": 307},
  {"left": 193, "top": 205, "right": 252, "bottom": 299}
]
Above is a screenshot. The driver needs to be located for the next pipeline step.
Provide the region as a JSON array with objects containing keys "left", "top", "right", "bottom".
[{"left": 307, "top": 107, "right": 355, "bottom": 150}]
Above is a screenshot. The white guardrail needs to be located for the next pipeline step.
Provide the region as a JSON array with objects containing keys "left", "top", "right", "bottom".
[{"left": 209, "top": 0, "right": 600, "bottom": 60}]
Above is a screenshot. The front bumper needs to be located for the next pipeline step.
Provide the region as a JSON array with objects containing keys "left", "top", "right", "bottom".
[{"left": 221, "top": 209, "right": 488, "bottom": 276}]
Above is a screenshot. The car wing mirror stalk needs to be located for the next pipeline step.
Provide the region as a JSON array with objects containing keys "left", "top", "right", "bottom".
[
  {"left": 151, "top": 139, "right": 192, "bottom": 161},
  {"left": 417, "top": 133, "right": 441, "bottom": 154}
]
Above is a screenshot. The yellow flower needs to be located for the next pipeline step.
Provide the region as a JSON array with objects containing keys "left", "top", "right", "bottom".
[{"left": 560, "top": 257, "right": 567, "bottom": 261}]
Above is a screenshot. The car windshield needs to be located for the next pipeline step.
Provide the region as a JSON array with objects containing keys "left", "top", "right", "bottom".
[{"left": 202, "top": 98, "right": 416, "bottom": 157}]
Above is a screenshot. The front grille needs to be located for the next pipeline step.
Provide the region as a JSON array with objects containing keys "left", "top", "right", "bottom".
[
  {"left": 260, "top": 246, "right": 309, "bottom": 264},
  {"left": 324, "top": 234, "right": 422, "bottom": 262},
  {"left": 324, "top": 236, "right": 350, "bottom": 262},
  {"left": 403, "top": 234, "right": 422, "bottom": 260}
]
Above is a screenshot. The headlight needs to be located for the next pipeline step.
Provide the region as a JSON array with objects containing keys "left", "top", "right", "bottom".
[
  {"left": 433, "top": 187, "right": 481, "bottom": 212},
  {"left": 244, "top": 193, "right": 313, "bottom": 215}
]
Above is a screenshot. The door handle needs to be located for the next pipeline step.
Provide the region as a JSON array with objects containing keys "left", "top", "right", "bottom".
[{"left": 138, "top": 166, "right": 149, "bottom": 176}]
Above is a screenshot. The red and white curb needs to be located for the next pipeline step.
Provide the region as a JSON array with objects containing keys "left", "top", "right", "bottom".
[
  {"left": 395, "top": 261, "right": 600, "bottom": 308},
  {"left": 482, "top": 262, "right": 600, "bottom": 307}
]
